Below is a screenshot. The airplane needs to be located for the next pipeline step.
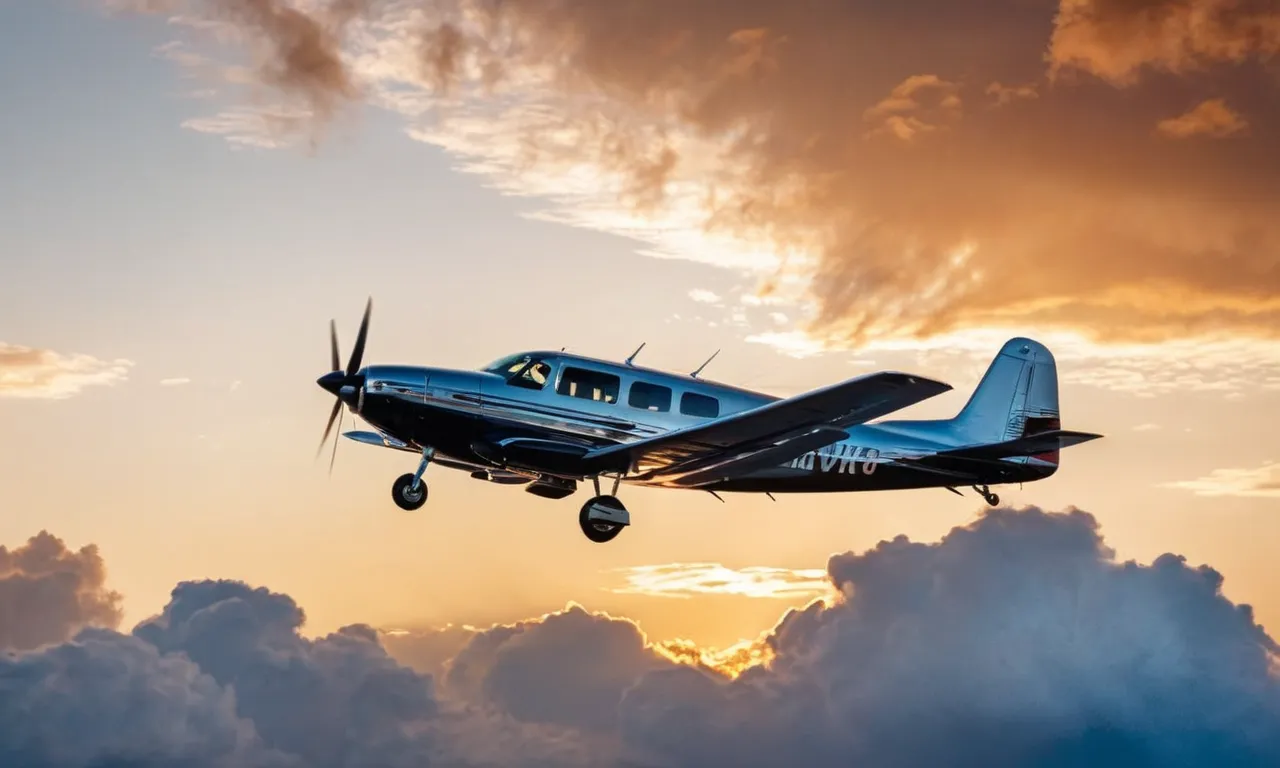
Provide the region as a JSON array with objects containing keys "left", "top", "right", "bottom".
[{"left": 315, "top": 299, "right": 1103, "bottom": 544}]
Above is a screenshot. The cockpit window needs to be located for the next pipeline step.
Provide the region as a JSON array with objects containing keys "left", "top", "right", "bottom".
[
  {"left": 507, "top": 359, "right": 551, "bottom": 391},
  {"left": 482, "top": 353, "right": 527, "bottom": 374},
  {"left": 483, "top": 354, "right": 552, "bottom": 391}
]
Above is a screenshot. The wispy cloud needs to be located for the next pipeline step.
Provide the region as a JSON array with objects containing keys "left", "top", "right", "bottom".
[
  {"left": 605, "top": 563, "right": 832, "bottom": 600},
  {"left": 159, "top": 377, "right": 192, "bottom": 386},
  {"left": 0, "top": 344, "right": 133, "bottom": 400},
  {"left": 127, "top": 1, "right": 1280, "bottom": 398},
  {"left": 751, "top": 326, "right": 1280, "bottom": 399},
  {"left": 688, "top": 289, "right": 722, "bottom": 305},
  {"left": 1161, "top": 462, "right": 1280, "bottom": 499},
  {"left": 181, "top": 105, "right": 310, "bottom": 149}
]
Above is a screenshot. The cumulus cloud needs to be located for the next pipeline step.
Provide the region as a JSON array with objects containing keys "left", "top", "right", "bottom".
[
  {"left": 0, "top": 531, "right": 123, "bottom": 651},
  {"left": 1162, "top": 461, "right": 1280, "bottom": 499},
  {"left": 0, "top": 343, "right": 133, "bottom": 399},
  {"left": 1157, "top": 98, "right": 1250, "bottom": 139},
  {"left": 619, "top": 506, "right": 1280, "bottom": 766},
  {"left": 1, "top": 575, "right": 609, "bottom": 767},
  {"left": 5, "top": 508, "right": 1280, "bottom": 765},
  {"left": 441, "top": 603, "right": 674, "bottom": 731},
  {"left": 0, "top": 628, "right": 286, "bottom": 768}
]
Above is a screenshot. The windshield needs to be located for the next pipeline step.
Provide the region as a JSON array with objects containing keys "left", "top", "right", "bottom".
[{"left": 481, "top": 353, "right": 528, "bottom": 374}]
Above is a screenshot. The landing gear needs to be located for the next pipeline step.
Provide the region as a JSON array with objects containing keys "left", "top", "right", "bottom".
[
  {"left": 973, "top": 484, "right": 1000, "bottom": 506},
  {"left": 392, "top": 473, "right": 428, "bottom": 510},
  {"left": 579, "top": 473, "right": 630, "bottom": 543},
  {"left": 392, "top": 447, "right": 434, "bottom": 511}
]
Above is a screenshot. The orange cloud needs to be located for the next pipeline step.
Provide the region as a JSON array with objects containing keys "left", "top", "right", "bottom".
[
  {"left": 1157, "top": 98, "right": 1249, "bottom": 139},
  {"left": 0, "top": 343, "right": 133, "bottom": 399},
  {"left": 986, "top": 80, "right": 1039, "bottom": 106},
  {"left": 1048, "top": 0, "right": 1280, "bottom": 85},
  {"left": 117, "top": 0, "right": 1280, "bottom": 348},
  {"left": 0, "top": 531, "right": 123, "bottom": 651},
  {"left": 863, "top": 74, "right": 963, "bottom": 141}
]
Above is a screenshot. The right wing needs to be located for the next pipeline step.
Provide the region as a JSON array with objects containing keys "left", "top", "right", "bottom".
[{"left": 579, "top": 371, "right": 952, "bottom": 481}]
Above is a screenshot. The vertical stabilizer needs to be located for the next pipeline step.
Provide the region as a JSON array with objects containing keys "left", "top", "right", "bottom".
[{"left": 950, "top": 338, "right": 1062, "bottom": 464}]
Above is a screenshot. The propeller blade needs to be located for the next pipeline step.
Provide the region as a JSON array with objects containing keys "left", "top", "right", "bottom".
[
  {"left": 345, "top": 297, "right": 371, "bottom": 376},
  {"left": 317, "top": 397, "right": 341, "bottom": 458},
  {"left": 329, "top": 407, "right": 343, "bottom": 475},
  {"left": 329, "top": 319, "right": 340, "bottom": 372}
]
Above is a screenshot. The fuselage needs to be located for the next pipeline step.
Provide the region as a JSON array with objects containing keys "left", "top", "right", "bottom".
[{"left": 340, "top": 350, "right": 1055, "bottom": 494}]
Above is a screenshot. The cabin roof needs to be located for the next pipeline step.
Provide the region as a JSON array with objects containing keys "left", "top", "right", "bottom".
[{"left": 517, "top": 349, "right": 778, "bottom": 401}]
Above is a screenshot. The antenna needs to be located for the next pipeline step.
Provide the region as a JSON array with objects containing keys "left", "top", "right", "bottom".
[
  {"left": 625, "top": 342, "right": 646, "bottom": 366},
  {"left": 690, "top": 349, "right": 719, "bottom": 378}
]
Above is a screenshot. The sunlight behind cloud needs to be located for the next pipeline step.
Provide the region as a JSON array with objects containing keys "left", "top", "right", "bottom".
[{"left": 606, "top": 563, "right": 833, "bottom": 601}]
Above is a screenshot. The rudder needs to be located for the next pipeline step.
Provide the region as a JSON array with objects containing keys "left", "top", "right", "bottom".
[{"left": 949, "top": 338, "right": 1062, "bottom": 464}]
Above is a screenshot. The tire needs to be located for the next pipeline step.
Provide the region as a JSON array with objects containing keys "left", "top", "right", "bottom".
[
  {"left": 578, "top": 496, "right": 625, "bottom": 543},
  {"left": 392, "top": 473, "right": 428, "bottom": 511}
]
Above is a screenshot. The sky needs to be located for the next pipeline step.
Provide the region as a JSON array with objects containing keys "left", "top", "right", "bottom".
[{"left": 2, "top": 0, "right": 1280, "bottom": 765}]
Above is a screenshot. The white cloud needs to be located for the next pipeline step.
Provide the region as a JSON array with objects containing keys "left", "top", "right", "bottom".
[
  {"left": 688, "top": 289, "right": 721, "bottom": 305},
  {"left": 0, "top": 343, "right": 133, "bottom": 400},
  {"left": 181, "top": 106, "right": 310, "bottom": 150},
  {"left": 744, "top": 331, "right": 835, "bottom": 359},
  {"left": 1161, "top": 462, "right": 1280, "bottom": 499},
  {"left": 159, "top": 377, "right": 192, "bottom": 387}
]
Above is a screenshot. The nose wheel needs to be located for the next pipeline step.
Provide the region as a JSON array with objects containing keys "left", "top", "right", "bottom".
[
  {"left": 392, "top": 446, "right": 434, "bottom": 511},
  {"left": 392, "top": 473, "right": 428, "bottom": 510}
]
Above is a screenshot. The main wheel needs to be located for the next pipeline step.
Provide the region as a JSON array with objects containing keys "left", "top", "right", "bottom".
[
  {"left": 985, "top": 493, "right": 1000, "bottom": 506},
  {"left": 579, "top": 496, "right": 626, "bottom": 543},
  {"left": 392, "top": 473, "right": 428, "bottom": 511}
]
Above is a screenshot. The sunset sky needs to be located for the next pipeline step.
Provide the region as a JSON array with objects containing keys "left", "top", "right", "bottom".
[{"left": 3, "top": 1, "right": 1280, "bottom": 765}]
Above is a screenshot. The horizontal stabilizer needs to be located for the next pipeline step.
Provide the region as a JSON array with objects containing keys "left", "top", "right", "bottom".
[{"left": 937, "top": 429, "right": 1104, "bottom": 461}]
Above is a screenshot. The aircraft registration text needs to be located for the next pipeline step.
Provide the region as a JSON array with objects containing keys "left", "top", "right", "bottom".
[{"left": 786, "top": 444, "right": 881, "bottom": 475}]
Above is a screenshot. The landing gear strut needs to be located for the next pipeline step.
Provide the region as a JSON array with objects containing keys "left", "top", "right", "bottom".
[
  {"left": 973, "top": 484, "right": 1000, "bottom": 506},
  {"left": 579, "top": 473, "right": 630, "bottom": 543},
  {"left": 392, "top": 447, "right": 434, "bottom": 511}
]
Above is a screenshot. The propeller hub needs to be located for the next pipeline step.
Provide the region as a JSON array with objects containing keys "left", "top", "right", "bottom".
[{"left": 317, "top": 370, "right": 347, "bottom": 396}]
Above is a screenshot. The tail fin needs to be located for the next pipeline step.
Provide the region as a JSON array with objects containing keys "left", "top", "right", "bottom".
[{"left": 949, "top": 338, "right": 1066, "bottom": 465}]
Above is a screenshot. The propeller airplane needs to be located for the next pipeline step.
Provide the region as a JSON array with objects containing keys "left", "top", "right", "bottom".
[{"left": 316, "top": 299, "right": 1103, "bottom": 543}]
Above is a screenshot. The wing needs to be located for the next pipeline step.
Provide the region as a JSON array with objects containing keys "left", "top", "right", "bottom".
[{"left": 580, "top": 371, "right": 952, "bottom": 482}]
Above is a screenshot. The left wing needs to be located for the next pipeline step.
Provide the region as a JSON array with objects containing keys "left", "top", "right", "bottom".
[{"left": 579, "top": 371, "right": 952, "bottom": 482}]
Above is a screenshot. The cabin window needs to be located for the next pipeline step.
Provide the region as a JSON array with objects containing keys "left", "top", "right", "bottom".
[
  {"left": 680, "top": 391, "right": 720, "bottom": 418},
  {"left": 628, "top": 381, "right": 672, "bottom": 412},
  {"left": 556, "top": 366, "right": 620, "bottom": 404},
  {"left": 506, "top": 359, "right": 551, "bottom": 391}
]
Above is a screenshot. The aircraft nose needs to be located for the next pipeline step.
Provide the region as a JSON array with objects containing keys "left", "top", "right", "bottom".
[{"left": 317, "top": 370, "right": 345, "bottom": 396}]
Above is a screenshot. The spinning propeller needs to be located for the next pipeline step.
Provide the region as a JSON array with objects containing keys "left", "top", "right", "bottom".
[{"left": 316, "top": 298, "right": 372, "bottom": 474}]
